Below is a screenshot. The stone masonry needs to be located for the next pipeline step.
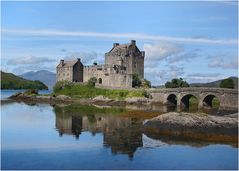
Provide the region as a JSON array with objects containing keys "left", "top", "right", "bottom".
[{"left": 56, "top": 40, "right": 145, "bottom": 88}]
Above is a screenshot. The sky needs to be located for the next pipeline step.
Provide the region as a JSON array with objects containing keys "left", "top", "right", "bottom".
[{"left": 1, "top": 1, "right": 238, "bottom": 85}]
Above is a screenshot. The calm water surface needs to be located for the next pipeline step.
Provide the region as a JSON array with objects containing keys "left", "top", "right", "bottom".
[{"left": 1, "top": 90, "right": 238, "bottom": 170}]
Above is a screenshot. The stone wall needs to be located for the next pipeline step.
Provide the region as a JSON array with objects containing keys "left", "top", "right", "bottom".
[
  {"left": 148, "top": 88, "right": 238, "bottom": 110},
  {"left": 105, "top": 48, "right": 144, "bottom": 79},
  {"left": 83, "top": 65, "right": 132, "bottom": 88},
  {"left": 57, "top": 66, "right": 74, "bottom": 82}
]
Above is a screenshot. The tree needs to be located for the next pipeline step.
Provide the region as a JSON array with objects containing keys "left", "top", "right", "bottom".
[
  {"left": 87, "top": 77, "right": 97, "bottom": 87},
  {"left": 165, "top": 78, "right": 189, "bottom": 88},
  {"left": 220, "top": 78, "right": 234, "bottom": 89},
  {"left": 142, "top": 78, "right": 151, "bottom": 88},
  {"left": 132, "top": 74, "right": 142, "bottom": 87}
]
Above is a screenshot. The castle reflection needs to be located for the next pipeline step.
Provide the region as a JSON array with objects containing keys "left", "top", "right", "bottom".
[
  {"left": 54, "top": 104, "right": 236, "bottom": 158},
  {"left": 54, "top": 106, "right": 143, "bottom": 158}
]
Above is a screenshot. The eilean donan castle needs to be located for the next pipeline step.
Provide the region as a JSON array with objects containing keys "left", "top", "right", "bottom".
[{"left": 56, "top": 40, "right": 145, "bottom": 88}]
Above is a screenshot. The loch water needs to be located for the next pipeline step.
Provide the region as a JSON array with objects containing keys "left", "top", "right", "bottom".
[{"left": 1, "top": 90, "right": 238, "bottom": 170}]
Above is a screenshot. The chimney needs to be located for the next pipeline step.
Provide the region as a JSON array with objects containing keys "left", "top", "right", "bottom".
[
  {"left": 113, "top": 43, "right": 119, "bottom": 47},
  {"left": 131, "top": 40, "right": 136, "bottom": 45},
  {"left": 60, "top": 59, "right": 64, "bottom": 66}
]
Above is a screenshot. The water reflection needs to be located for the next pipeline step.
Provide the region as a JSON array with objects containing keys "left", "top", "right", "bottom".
[
  {"left": 1, "top": 100, "right": 238, "bottom": 170},
  {"left": 55, "top": 106, "right": 143, "bottom": 158},
  {"left": 54, "top": 104, "right": 237, "bottom": 159}
]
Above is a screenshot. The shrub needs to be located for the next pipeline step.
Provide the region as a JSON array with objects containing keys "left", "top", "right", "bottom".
[
  {"left": 119, "top": 91, "right": 128, "bottom": 97},
  {"left": 25, "top": 89, "right": 38, "bottom": 95},
  {"left": 87, "top": 77, "right": 97, "bottom": 87},
  {"left": 132, "top": 74, "right": 142, "bottom": 87},
  {"left": 220, "top": 78, "right": 234, "bottom": 89},
  {"left": 142, "top": 79, "right": 151, "bottom": 88},
  {"left": 142, "top": 91, "right": 152, "bottom": 98},
  {"left": 165, "top": 78, "right": 189, "bottom": 88}
]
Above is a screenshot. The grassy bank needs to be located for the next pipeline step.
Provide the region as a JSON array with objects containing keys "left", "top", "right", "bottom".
[{"left": 53, "top": 81, "right": 147, "bottom": 100}]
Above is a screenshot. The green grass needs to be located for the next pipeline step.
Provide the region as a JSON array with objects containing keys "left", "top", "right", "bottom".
[
  {"left": 211, "top": 98, "right": 220, "bottom": 108},
  {"left": 53, "top": 82, "right": 146, "bottom": 100},
  {"left": 189, "top": 96, "right": 220, "bottom": 108},
  {"left": 189, "top": 96, "right": 199, "bottom": 105}
]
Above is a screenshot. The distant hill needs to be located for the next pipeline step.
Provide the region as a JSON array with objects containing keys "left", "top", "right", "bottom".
[
  {"left": 1, "top": 71, "right": 48, "bottom": 90},
  {"left": 20, "top": 70, "right": 56, "bottom": 89},
  {"left": 190, "top": 77, "right": 238, "bottom": 89}
]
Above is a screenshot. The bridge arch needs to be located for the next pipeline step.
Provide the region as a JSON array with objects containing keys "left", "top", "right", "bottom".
[
  {"left": 166, "top": 94, "right": 177, "bottom": 106},
  {"left": 180, "top": 94, "right": 199, "bottom": 109},
  {"left": 202, "top": 94, "right": 220, "bottom": 108}
]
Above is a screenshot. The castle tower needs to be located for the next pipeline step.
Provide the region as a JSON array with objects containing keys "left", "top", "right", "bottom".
[{"left": 105, "top": 40, "right": 145, "bottom": 79}]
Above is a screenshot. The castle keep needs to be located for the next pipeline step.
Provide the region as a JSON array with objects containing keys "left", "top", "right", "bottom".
[{"left": 56, "top": 40, "right": 145, "bottom": 88}]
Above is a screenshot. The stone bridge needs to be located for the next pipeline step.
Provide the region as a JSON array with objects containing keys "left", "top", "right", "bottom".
[{"left": 148, "top": 88, "right": 238, "bottom": 110}]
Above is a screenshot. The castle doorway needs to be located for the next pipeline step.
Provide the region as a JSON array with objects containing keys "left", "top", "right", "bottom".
[{"left": 99, "top": 78, "right": 102, "bottom": 84}]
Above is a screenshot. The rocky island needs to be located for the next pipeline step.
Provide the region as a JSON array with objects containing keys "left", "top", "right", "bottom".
[{"left": 144, "top": 112, "right": 238, "bottom": 143}]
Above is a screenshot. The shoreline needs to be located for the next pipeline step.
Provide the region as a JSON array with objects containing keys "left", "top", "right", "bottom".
[
  {"left": 7, "top": 92, "right": 239, "bottom": 144},
  {"left": 8, "top": 92, "right": 152, "bottom": 107}
]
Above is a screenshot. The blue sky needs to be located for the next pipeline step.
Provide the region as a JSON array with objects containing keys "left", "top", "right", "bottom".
[{"left": 1, "top": 1, "right": 238, "bottom": 85}]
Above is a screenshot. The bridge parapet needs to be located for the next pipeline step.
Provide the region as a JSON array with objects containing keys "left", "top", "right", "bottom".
[
  {"left": 148, "top": 87, "right": 238, "bottom": 111},
  {"left": 148, "top": 87, "right": 238, "bottom": 94}
]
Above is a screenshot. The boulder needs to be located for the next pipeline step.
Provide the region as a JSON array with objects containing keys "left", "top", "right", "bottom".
[
  {"left": 36, "top": 96, "right": 51, "bottom": 100},
  {"left": 9, "top": 92, "right": 22, "bottom": 98},
  {"left": 56, "top": 95, "right": 71, "bottom": 100},
  {"left": 125, "top": 97, "right": 150, "bottom": 104},
  {"left": 144, "top": 112, "right": 238, "bottom": 137},
  {"left": 92, "top": 95, "right": 112, "bottom": 103}
]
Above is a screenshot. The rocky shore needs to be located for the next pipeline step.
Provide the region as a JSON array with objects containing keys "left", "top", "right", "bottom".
[
  {"left": 8, "top": 92, "right": 151, "bottom": 106},
  {"left": 143, "top": 112, "right": 238, "bottom": 142}
]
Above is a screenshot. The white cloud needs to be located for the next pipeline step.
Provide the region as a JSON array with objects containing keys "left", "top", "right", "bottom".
[
  {"left": 166, "top": 49, "right": 200, "bottom": 64},
  {"left": 187, "top": 73, "right": 221, "bottom": 78},
  {"left": 64, "top": 51, "right": 100, "bottom": 65},
  {"left": 143, "top": 42, "right": 182, "bottom": 61},
  {"left": 186, "top": 73, "right": 222, "bottom": 83},
  {"left": 2, "top": 28, "right": 237, "bottom": 45},
  {"left": 7, "top": 55, "right": 55, "bottom": 65},
  {"left": 186, "top": 73, "right": 223, "bottom": 83},
  {"left": 145, "top": 65, "right": 184, "bottom": 85},
  {"left": 208, "top": 56, "right": 238, "bottom": 69}
]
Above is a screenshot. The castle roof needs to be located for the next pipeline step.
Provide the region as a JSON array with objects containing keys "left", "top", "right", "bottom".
[
  {"left": 108, "top": 40, "right": 141, "bottom": 55},
  {"left": 57, "top": 60, "right": 78, "bottom": 68}
]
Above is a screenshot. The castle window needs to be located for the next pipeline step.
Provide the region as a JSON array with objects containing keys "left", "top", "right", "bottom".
[{"left": 99, "top": 78, "right": 102, "bottom": 84}]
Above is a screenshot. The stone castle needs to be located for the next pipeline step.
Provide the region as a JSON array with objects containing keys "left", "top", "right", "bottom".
[{"left": 56, "top": 40, "right": 145, "bottom": 88}]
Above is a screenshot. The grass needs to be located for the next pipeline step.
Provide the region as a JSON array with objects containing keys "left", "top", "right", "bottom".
[
  {"left": 189, "top": 96, "right": 220, "bottom": 108},
  {"left": 53, "top": 82, "right": 146, "bottom": 100},
  {"left": 211, "top": 98, "right": 220, "bottom": 108}
]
